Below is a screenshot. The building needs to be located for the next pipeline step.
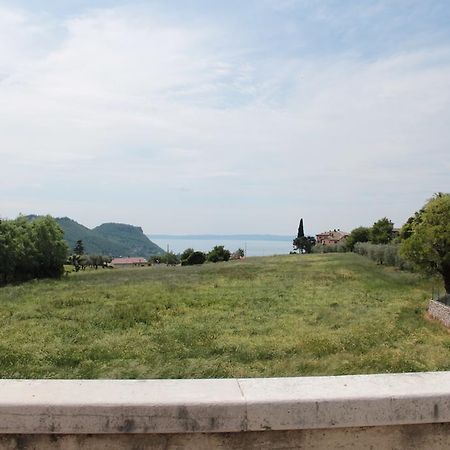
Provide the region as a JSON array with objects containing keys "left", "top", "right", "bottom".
[
  {"left": 111, "top": 257, "right": 147, "bottom": 268},
  {"left": 316, "top": 229, "right": 349, "bottom": 246}
]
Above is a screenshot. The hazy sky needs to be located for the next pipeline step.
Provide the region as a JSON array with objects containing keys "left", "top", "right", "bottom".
[{"left": 1, "top": 0, "right": 450, "bottom": 235}]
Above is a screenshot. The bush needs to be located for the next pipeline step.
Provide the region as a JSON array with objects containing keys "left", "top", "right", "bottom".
[
  {"left": 182, "top": 251, "right": 206, "bottom": 266},
  {"left": 353, "top": 242, "right": 411, "bottom": 270},
  {"left": 207, "top": 246, "right": 231, "bottom": 263},
  {"left": 346, "top": 226, "right": 370, "bottom": 251},
  {"left": 180, "top": 248, "right": 195, "bottom": 262},
  {"left": 312, "top": 242, "right": 348, "bottom": 253},
  {"left": 150, "top": 252, "right": 179, "bottom": 265}
]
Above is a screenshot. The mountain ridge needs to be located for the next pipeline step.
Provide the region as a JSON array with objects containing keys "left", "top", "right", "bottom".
[{"left": 31, "top": 216, "right": 164, "bottom": 257}]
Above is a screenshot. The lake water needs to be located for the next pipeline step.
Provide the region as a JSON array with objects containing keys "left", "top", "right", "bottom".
[{"left": 151, "top": 238, "right": 293, "bottom": 257}]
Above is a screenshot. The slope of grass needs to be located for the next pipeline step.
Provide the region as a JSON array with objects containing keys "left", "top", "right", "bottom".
[{"left": 0, "top": 253, "right": 447, "bottom": 379}]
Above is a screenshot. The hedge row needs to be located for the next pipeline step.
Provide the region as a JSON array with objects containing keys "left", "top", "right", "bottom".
[{"left": 353, "top": 242, "right": 412, "bottom": 270}]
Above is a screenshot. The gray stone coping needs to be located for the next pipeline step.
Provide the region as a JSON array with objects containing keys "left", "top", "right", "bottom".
[{"left": 0, "top": 372, "right": 450, "bottom": 434}]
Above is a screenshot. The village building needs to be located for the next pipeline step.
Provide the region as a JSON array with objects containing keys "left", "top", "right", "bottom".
[
  {"left": 316, "top": 229, "right": 349, "bottom": 246},
  {"left": 111, "top": 257, "right": 147, "bottom": 268}
]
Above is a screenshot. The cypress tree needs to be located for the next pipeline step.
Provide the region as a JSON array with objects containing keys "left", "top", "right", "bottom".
[
  {"left": 297, "top": 218, "right": 304, "bottom": 238},
  {"left": 74, "top": 239, "right": 84, "bottom": 256}
]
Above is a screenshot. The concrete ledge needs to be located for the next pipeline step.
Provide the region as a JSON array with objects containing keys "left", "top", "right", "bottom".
[
  {"left": 1, "top": 372, "right": 450, "bottom": 435},
  {"left": 4, "top": 425, "right": 450, "bottom": 450}
]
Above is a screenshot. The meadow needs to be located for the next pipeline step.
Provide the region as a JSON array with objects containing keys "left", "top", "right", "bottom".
[{"left": 0, "top": 253, "right": 448, "bottom": 379}]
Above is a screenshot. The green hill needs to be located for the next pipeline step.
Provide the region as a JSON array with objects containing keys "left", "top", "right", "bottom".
[{"left": 54, "top": 217, "right": 164, "bottom": 257}]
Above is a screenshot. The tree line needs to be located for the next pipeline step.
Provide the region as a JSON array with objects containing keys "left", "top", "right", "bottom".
[
  {"left": 150, "top": 246, "right": 244, "bottom": 266},
  {"left": 0, "top": 216, "right": 68, "bottom": 284},
  {"left": 68, "top": 239, "right": 112, "bottom": 271},
  {"left": 302, "top": 193, "right": 450, "bottom": 294}
]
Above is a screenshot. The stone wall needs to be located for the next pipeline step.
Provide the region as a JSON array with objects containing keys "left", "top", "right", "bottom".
[
  {"left": 1, "top": 372, "right": 450, "bottom": 449},
  {"left": 428, "top": 299, "right": 450, "bottom": 328}
]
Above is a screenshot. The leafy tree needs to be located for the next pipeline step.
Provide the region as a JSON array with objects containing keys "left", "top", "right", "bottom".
[
  {"left": 79, "top": 254, "right": 92, "bottom": 270},
  {"left": 182, "top": 251, "right": 206, "bottom": 266},
  {"left": 13, "top": 216, "right": 38, "bottom": 278},
  {"left": 370, "top": 217, "right": 394, "bottom": 244},
  {"left": 401, "top": 193, "right": 450, "bottom": 293},
  {"left": 30, "top": 216, "right": 68, "bottom": 278},
  {"left": 73, "top": 239, "right": 84, "bottom": 256},
  {"left": 346, "top": 226, "right": 370, "bottom": 251},
  {"left": 154, "top": 251, "right": 180, "bottom": 265},
  {"left": 180, "top": 248, "right": 195, "bottom": 262},
  {"left": 0, "top": 215, "right": 67, "bottom": 283},
  {"left": 68, "top": 254, "right": 81, "bottom": 272},
  {"left": 90, "top": 254, "right": 103, "bottom": 269},
  {"left": 207, "top": 245, "right": 231, "bottom": 263},
  {"left": 399, "top": 209, "right": 425, "bottom": 241},
  {"left": 0, "top": 219, "right": 18, "bottom": 284},
  {"left": 293, "top": 236, "right": 316, "bottom": 253}
]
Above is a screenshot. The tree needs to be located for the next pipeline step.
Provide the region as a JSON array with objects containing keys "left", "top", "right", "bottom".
[
  {"left": 401, "top": 193, "right": 450, "bottom": 293},
  {"left": 90, "top": 255, "right": 103, "bottom": 269},
  {"left": 0, "top": 219, "right": 18, "bottom": 284},
  {"left": 0, "top": 215, "right": 67, "bottom": 283},
  {"left": 297, "top": 218, "right": 304, "bottom": 239},
  {"left": 293, "top": 218, "right": 315, "bottom": 253},
  {"left": 207, "top": 246, "right": 231, "bottom": 263},
  {"left": 73, "top": 239, "right": 84, "bottom": 256},
  {"left": 30, "top": 216, "right": 68, "bottom": 278},
  {"left": 13, "top": 216, "right": 38, "bottom": 278},
  {"left": 163, "top": 251, "right": 179, "bottom": 265},
  {"left": 79, "top": 254, "right": 92, "bottom": 270},
  {"left": 68, "top": 254, "right": 81, "bottom": 272},
  {"left": 370, "top": 217, "right": 394, "bottom": 244},
  {"left": 180, "top": 248, "right": 195, "bottom": 263},
  {"left": 346, "top": 226, "right": 370, "bottom": 251},
  {"left": 293, "top": 236, "right": 316, "bottom": 253},
  {"left": 182, "top": 251, "right": 206, "bottom": 266}
]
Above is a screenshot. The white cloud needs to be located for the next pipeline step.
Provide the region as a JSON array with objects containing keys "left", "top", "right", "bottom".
[{"left": 1, "top": 4, "right": 450, "bottom": 233}]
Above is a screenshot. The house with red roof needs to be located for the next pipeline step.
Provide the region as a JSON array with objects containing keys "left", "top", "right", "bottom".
[
  {"left": 316, "top": 229, "right": 349, "bottom": 246},
  {"left": 111, "top": 257, "right": 147, "bottom": 268}
]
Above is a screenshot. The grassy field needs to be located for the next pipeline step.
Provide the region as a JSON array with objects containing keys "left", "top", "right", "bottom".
[{"left": 0, "top": 253, "right": 448, "bottom": 379}]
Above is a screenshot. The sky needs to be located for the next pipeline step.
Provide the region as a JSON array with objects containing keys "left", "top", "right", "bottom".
[{"left": 1, "top": 0, "right": 450, "bottom": 235}]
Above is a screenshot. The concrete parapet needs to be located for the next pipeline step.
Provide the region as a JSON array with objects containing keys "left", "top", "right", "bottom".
[{"left": 1, "top": 372, "right": 450, "bottom": 448}]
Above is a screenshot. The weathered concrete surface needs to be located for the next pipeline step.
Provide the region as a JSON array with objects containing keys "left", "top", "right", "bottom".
[
  {"left": 0, "top": 379, "right": 246, "bottom": 434},
  {"left": 429, "top": 299, "right": 450, "bottom": 328},
  {"left": 3, "top": 424, "right": 450, "bottom": 450},
  {"left": 240, "top": 371, "right": 450, "bottom": 430},
  {"left": 2, "top": 373, "right": 450, "bottom": 434}
]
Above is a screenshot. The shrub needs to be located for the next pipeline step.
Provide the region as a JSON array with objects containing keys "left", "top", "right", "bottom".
[
  {"left": 151, "top": 252, "right": 179, "bottom": 265},
  {"left": 182, "top": 251, "right": 206, "bottom": 266},
  {"left": 207, "top": 246, "right": 231, "bottom": 263},
  {"left": 312, "top": 242, "right": 348, "bottom": 253},
  {"left": 353, "top": 242, "right": 411, "bottom": 270}
]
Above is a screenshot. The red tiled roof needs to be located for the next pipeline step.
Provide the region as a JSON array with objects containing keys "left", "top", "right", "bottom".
[{"left": 111, "top": 257, "right": 147, "bottom": 264}]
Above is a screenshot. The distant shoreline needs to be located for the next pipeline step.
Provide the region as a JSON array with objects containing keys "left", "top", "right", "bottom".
[{"left": 149, "top": 234, "right": 293, "bottom": 242}]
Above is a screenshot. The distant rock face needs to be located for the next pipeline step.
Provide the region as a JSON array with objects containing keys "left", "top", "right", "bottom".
[{"left": 54, "top": 217, "right": 164, "bottom": 257}]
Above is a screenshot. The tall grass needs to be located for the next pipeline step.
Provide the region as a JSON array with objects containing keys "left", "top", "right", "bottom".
[{"left": 0, "top": 253, "right": 444, "bottom": 379}]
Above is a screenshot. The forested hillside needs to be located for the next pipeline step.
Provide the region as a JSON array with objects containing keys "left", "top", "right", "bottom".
[{"left": 55, "top": 217, "right": 163, "bottom": 257}]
